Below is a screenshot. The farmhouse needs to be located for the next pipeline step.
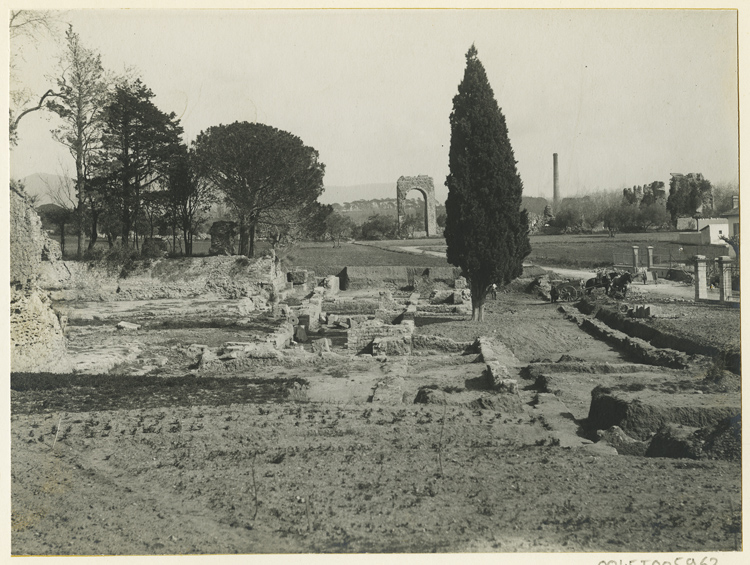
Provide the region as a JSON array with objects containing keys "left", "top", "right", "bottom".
[
  {"left": 678, "top": 217, "right": 730, "bottom": 246},
  {"left": 721, "top": 194, "right": 740, "bottom": 238}
]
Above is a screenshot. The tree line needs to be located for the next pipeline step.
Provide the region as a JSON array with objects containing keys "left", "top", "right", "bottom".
[
  {"left": 11, "top": 18, "right": 326, "bottom": 259},
  {"left": 546, "top": 176, "right": 738, "bottom": 236}
]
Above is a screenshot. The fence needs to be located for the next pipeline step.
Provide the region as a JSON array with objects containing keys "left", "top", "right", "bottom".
[{"left": 613, "top": 243, "right": 734, "bottom": 270}]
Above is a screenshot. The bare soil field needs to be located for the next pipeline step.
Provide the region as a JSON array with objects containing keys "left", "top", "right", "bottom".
[{"left": 11, "top": 261, "right": 742, "bottom": 555}]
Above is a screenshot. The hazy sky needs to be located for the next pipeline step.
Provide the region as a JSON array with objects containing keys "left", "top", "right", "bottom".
[{"left": 9, "top": 8, "right": 739, "bottom": 203}]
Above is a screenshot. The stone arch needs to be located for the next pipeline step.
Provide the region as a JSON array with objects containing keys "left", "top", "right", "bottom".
[{"left": 396, "top": 175, "right": 437, "bottom": 237}]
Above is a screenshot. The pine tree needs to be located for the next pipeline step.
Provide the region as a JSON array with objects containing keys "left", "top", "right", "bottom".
[{"left": 444, "top": 45, "right": 531, "bottom": 322}]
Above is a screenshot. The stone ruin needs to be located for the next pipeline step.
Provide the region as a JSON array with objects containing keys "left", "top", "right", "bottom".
[
  {"left": 209, "top": 221, "right": 238, "bottom": 255},
  {"left": 10, "top": 187, "right": 72, "bottom": 373},
  {"left": 396, "top": 175, "right": 438, "bottom": 237}
]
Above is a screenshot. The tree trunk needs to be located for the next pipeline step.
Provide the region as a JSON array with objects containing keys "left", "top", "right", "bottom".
[
  {"left": 59, "top": 223, "right": 66, "bottom": 256},
  {"left": 88, "top": 209, "right": 99, "bottom": 250},
  {"left": 183, "top": 228, "right": 191, "bottom": 257},
  {"left": 238, "top": 216, "right": 248, "bottom": 256},
  {"left": 75, "top": 154, "right": 84, "bottom": 259},
  {"left": 247, "top": 223, "right": 256, "bottom": 258},
  {"left": 470, "top": 280, "right": 486, "bottom": 322},
  {"left": 76, "top": 220, "right": 83, "bottom": 258}
]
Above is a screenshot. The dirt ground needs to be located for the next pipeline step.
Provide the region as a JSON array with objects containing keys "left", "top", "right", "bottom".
[{"left": 11, "top": 276, "right": 742, "bottom": 555}]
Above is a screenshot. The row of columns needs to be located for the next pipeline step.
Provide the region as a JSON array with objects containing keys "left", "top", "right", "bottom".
[
  {"left": 693, "top": 255, "right": 734, "bottom": 302},
  {"left": 631, "top": 245, "right": 654, "bottom": 270}
]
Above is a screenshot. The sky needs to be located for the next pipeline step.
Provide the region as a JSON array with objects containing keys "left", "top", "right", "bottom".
[{"left": 9, "top": 8, "right": 739, "bottom": 204}]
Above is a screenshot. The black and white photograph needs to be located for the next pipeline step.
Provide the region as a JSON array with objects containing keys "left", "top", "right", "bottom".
[{"left": 7, "top": 4, "right": 744, "bottom": 558}]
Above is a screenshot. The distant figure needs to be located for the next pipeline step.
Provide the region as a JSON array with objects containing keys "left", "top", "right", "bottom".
[
  {"left": 490, "top": 283, "right": 498, "bottom": 299},
  {"left": 550, "top": 285, "right": 559, "bottom": 303}
]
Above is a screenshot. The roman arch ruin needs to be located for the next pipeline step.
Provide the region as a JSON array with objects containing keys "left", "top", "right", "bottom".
[{"left": 396, "top": 175, "right": 437, "bottom": 237}]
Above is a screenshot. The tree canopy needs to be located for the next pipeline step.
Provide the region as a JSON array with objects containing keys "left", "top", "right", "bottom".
[
  {"left": 666, "top": 173, "right": 713, "bottom": 224},
  {"left": 193, "top": 121, "right": 325, "bottom": 257},
  {"left": 47, "top": 25, "right": 110, "bottom": 257},
  {"left": 444, "top": 45, "right": 531, "bottom": 321},
  {"left": 97, "top": 79, "right": 183, "bottom": 248}
]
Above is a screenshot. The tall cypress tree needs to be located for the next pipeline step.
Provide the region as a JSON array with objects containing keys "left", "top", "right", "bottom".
[{"left": 445, "top": 45, "right": 531, "bottom": 322}]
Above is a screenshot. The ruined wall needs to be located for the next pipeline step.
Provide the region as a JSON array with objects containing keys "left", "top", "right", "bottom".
[
  {"left": 347, "top": 319, "right": 413, "bottom": 353},
  {"left": 11, "top": 187, "right": 61, "bottom": 287},
  {"left": 341, "top": 266, "right": 410, "bottom": 290},
  {"left": 10, "top": 188, "right": 71, "bottom": 372},
  {"left": 11, "top": 287, "right": 72, "bottom": 372},
  {"left": 39, "top": 255, "right": 286, "bottom": 302},
  {"left": 396, "top": 175, "right": 437, "bottom": 237}
]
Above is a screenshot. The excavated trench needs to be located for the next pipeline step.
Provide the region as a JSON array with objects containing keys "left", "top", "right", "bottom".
[{"left": 50, "top": 277, "right": 740, "bottom": 461}]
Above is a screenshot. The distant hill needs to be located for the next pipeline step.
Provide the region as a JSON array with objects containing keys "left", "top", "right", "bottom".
[{"left": 20, "top": 173, "right": 76, "bottom": 207}]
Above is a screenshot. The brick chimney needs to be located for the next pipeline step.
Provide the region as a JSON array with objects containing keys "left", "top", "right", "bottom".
[
  {"left": 732, "top": 194, "right": 739, "bottom": 209},
  {"left": 553, "top": 153, "right": 560, "bottom": 212}
]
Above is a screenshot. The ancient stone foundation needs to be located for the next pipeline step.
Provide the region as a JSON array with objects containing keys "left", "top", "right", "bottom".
[{"left": 347, "top": 319, "right": 414, "bottom": 354}]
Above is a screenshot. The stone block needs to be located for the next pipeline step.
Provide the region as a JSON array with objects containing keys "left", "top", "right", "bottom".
[
  {"left": 372, "top": 336, "right": 412, "bottom": 356},
  {"left": 311, "top": 338, "right": 331, "bottom": 353},
  {"left": 116, "top": 321, "right": 141, "bottom": 331},
  {"left": 244, "top": 343, "right": 282, "bottom": 360},
  {"left": 198, "top": 349, "right": 218, "bottom": 366},
  {"left": 187, "top": 344, "right": 210, "bottom": 358},
  {"left": 323, "top": 275, "right": 340, "bottom": 294},
  {"left": 237, "top": 297, "right": 255, "bottom": 315},
  {"left": 454, "top": 276, "right": 468, "bottom": 289},
  {"left": 287, "top": 270, "right": 308, "bottom": 285},
  {"left": 644, "top": 305, "right": 661, "bottom": 317},
  {"left": 294, "top": 325, "right": 308, "bottom": 343},
  {"left": 379, "top": 290, "right": 395, "bottom": 308},
  {"left": 429, "top": 290, "right": 453, "bottom": 304}
]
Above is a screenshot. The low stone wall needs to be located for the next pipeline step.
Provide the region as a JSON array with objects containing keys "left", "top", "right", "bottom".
[
  {"left": 341, "top": 266, "right": 410, "bottom": 290},
  {"left": 347, "top": 319, "right": 414, "bottom": 354},
  {"left": 39, "top": 255, "right": 285, "bottom": 302},
  {"left": 576, "top": 299, "right": 740, "bottom": 375},
  {"left": 587, "top": 386, "right": 740, "bottom": 441},
  {"left": 478, "top": 337, "right": 523, "bottom": 392}
]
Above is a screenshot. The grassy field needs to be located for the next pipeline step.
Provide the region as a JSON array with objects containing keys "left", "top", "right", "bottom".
[
  {"left": 372, "top": 233, "right": 730, "bottom": 270},
  {"left": 284, "top": 242, "right": 449, "bottom": 275},
  {"left": 52, "top": 232, "right": 732, "bottom": 272}
]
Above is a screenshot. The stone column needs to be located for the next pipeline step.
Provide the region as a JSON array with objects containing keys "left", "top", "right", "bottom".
[
  {"left": 718, "top": 256, "right": 732, "bottom": 302},
  {"left": 632, "top": 246, "right": 639, "bottom": 272},
  {"left": 693, "top": 255, "right": 708, "bottom": 301},
  {"left": 646, "top": 246, "right": 654, "bottom": 269}
]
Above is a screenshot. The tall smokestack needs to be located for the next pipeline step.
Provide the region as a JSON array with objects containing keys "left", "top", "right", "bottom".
[{"left": 553, "top": 153, "right": 560, "bottom": 211}]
